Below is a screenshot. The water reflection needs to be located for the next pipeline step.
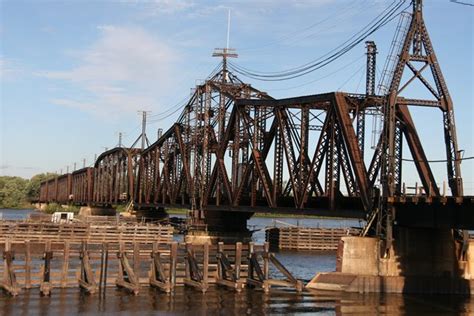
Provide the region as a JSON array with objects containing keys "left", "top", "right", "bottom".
[
  {"left": 1, "top": 287, "right": 473, "bottom": 315},
  {"left": 1, "top": 210, "right": 472, "bottom": 315}
]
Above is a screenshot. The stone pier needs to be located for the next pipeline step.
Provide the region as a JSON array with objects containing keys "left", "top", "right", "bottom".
[
  {"left": 185, "top": 210, "right": 253, "bottom": 245},
  {"left": 134, "top": 208, "right": 168, "bottom": 222},
  {"left": 78, "top": 206, "right": 117, "bottom": 216},
  {"left": 307, "top": 227, "right": 474, "bottom": 294}
]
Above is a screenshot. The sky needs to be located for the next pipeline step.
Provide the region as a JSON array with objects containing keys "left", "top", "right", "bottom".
[{"left": 0, "top": 0, "right": 473, "bottom": 194}]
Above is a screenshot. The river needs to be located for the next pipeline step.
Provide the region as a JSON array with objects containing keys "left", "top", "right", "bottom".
[{"left": 0, "top": 209, "right": 472, "bottom": 315}]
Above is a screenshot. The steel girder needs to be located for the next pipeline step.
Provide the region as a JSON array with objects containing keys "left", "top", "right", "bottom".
[
  {"left": 93, "top": 147, "right": 141, "bottom": 205},
  {"left": 71, "top": 167, "right": 94, "bottom": 205},
  {"left": 135, "top": 70, "right": 272, "bottom": 211}
]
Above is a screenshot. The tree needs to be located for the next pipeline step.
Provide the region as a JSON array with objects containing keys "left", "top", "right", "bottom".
[
  {"left": 0, "top": 176, "right": 29, "bottom": 208},
  {"left": 25, "top": 172, "right": 57, "bottom": 202},
  {"left": 0, "top": 173, "right": 58, "bottom": 208}
]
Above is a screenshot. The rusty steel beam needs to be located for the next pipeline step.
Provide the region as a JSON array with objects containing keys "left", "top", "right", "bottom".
[
  {"left": 41, "top": 1, "right": 469, "bottom": 232},
  {"left": 398, "top": 105, "right": 440, "bottom": 196}
]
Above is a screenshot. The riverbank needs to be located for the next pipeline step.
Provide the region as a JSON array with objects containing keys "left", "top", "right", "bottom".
[
  {"left": 11, "top": 204, "right": 358, "bottom": 221},
  {"left": 165, "top": 208, "right": 358, "bottom": 220}
]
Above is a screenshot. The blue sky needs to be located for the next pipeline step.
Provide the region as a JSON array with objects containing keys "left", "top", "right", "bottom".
[{"left": 0, "top": 0, "right": 473, "bottom": 194}]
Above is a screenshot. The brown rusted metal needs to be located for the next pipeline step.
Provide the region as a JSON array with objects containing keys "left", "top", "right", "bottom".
[{"left": 38, "top": 0, "right": 471, "bottom": 232}]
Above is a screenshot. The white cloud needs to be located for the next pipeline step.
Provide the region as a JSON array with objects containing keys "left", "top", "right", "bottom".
[{"left": 41, "top": 25, "right": 178, "bottom": 116}]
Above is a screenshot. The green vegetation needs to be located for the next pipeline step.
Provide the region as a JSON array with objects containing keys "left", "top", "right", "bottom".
[
  {"left": 163, "top": 208, "right": 342, "bottom": 220},
  {"left": 166, "top": 208, "right": 188, "bottom": 215},
  {"left": 0, "top": 173, "right": 57, "bottom": 209},
  {"left": 0, "top": 176, "right": 29, "bottom": 208},
  {"left": 25, "top": 173, "right": 57, "bottom": 202},
  {"left": 115, "top": 205, "right": 127, "bottom": 213},
  {"left": 253, "top": 212, "right": 347, "bottom": 220}
]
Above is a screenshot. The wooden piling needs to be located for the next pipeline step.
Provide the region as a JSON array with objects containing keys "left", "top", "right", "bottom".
[
  {"left": 170, "top": 242, "right": 177, "bottom": 287},
  {"left": 149, "top": 242, "right": 172, "bottom": 293},
  {"left": 0, "top": 239, "right": 20, "bottom": 296},
  {"left": 116, "top": 242, "right": 140, "bottom": 295},
  {"left": 133, "top": 242, "right": 140, "bottom": 277},
  {"left": 203, "top": 243, "right": 209, "bottom": 284},
  {"left": 61, "top": 240, "right": 70, "bottom": 288},
  {"left": 235, "top": 242, "right": 242, "bottom": 280},
  {"left": 40, "top": 240, "right": 52, "bottom": 296},
  {"left": 216, "top": 242, "right": 244, "bottom": 292},
  {"left": 102, "top": 243, "right": 109, "bottom": 293},
  {"left": 24, "top": 240, "right": 31, "bottom": 289},
  {"left": 0, "top": 238, "right": 302, "bottom": 296},
  {"left": 78, "top": 241, "right": 98, "bottom": 294},
  {"left": 263, "top": 242, "right": 269, "bottom": 280},
  {"left": 184, "top": 243, "right": 208, "bottom": 293}
]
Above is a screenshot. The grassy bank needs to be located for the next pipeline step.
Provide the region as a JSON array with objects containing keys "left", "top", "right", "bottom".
[
  {"left": 252, "top": 212, "right": 351, "bottom": 220},
  {"left": 166, "top": 208, "right": 188, "bottom": 215}
]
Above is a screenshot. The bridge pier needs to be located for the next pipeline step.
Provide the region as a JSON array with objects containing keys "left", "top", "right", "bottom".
[
  {"left": 185, "top": 211, "right": 253, "bottom": 245},
  {"left": 307, "top": 227, "right": 474, "bottom": 294},
  {"left": 134, "top": 208, "right": 168, "bottom": 222},
  {"left": 78, "top": 206, "right": 116, "bottom": 217}
]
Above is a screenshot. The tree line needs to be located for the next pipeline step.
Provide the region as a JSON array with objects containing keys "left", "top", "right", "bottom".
[{"left": 0, "top": 173, "right": 57, "bottom": 209}]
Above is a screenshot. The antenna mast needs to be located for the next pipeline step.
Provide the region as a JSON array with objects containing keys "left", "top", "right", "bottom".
[{"left": 212, "top": 8, "right": 238, "bottom": 82}]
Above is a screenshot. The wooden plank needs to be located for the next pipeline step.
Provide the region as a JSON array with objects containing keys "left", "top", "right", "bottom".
[
  {"left": 61, "top": 241, "right": 70, "bottom": 288},
  {"left": 40, "top": 241, "right": 52, "bottom": 296},
  {"left": 24, "top": 240, "right": 31, "bottom": 289}
]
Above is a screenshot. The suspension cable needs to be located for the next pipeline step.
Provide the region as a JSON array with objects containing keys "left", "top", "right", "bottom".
[{"left": 229, "top": 0, "right": 410, "bottom": 81}]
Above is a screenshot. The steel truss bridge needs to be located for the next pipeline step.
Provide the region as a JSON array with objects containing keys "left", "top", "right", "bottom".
[{"left": 40, "top": 0, "right": 473, "bottom": 245}]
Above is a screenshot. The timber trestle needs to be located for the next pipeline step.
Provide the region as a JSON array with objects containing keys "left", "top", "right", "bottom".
[
  {"left": 184, "top": 243, "right": 209, "bottom": 293},
  {"left": 149, "top": 242, "right": 177, "bottom": 293},
  {"left": 0, "top": 241, "right": 20, "bottom": 296},
  {"left": 78, "top": 241, "right": 97, "bottom": 294},
  {"left": 247, "top": 242, "right": 303, "bottom": 293},
  {"left": 0, "top": 240, "right": 303, "bottom": 296},
  {"left": 216, "top": 242, "right": 244, "bottom": 292},
  {"left": 116, "top": 242, "right": 140, "bottom": 295}
]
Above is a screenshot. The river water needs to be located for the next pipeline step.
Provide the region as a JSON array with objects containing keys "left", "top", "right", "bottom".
[{"left": 0, "top": 209, "right": 472, "bottom": 315}]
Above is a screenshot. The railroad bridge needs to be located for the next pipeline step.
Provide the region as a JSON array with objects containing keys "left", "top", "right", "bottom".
[{"left": 40, "top": 0, "right": 472, "bottom": 250}]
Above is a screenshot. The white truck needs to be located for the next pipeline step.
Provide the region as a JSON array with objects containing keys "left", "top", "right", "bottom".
[{"left": 51, "top": 212, "right": 74, "bottom": 223}]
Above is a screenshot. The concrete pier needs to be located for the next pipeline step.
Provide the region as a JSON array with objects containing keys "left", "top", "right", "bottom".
[
  {"left": 134, "top": 208, "right": 168, "bottom": 222},
  {"left": 185, "top": 211, "right": 253, "bottom": 244},
  {"left": 78, "top": 206, "right": 116, "bottom": 217},
  {"left": 307, "top": 227, "right": 474, "bottom": 294}
]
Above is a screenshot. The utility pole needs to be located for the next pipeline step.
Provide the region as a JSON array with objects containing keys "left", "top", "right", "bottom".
[
  {"left": 82, "top": 158, "right": 86, "bottom": 168},
  {"left": 140, "top": 111, "right": 147, "bottom": 150},
  {"left": 130, "top": 110, "right": 151, "bottom": 150},
  {"left": 73, "top": 162, "right": 77, "bottom": 171},
  {"left": 118, "top": 132, "right": 123, "bottom": 147},
  {"left": 137, "top": 111, "right": 151, "bottom": 150},
  {"left": 357, "top": 41, "right": 377, "bottom": 157}
]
